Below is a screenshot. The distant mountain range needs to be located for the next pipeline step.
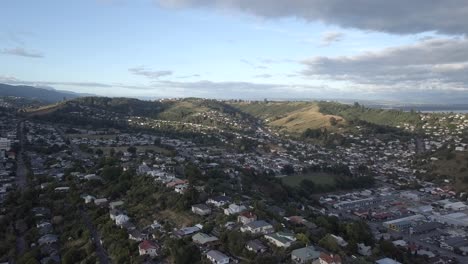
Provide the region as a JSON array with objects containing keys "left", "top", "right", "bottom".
[{"left": 0, "top": 83, "right": 87, "bottom": 103}]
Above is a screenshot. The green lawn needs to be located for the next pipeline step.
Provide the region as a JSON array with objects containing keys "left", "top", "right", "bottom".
[{"left": 281, "top": 172, "right": 337, "bottom": 187}]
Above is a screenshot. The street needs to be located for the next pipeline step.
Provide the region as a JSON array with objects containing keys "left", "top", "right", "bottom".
[{"left": 81, "top": 209, "right": 111, "bottom": 264}]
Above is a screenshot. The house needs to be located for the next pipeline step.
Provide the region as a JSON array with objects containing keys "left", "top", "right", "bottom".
[
  {"left": 192, "top": 233, "right": 219, "bottom": 245},
  {"left": 313, "top": 253, "right": 342, "bottom": 264},
  {"left": 54, "top": 187, "right": 70, "bottom": 192},
  {"left": 175, "top": 183, "right": 188, "bottom": 194},
  {"left": 192, "top": 204, "right": 212, "bottom": 216},
  {"left": 206, "top": 250, "right": 230, "bottom": 264},
  {"left": 139, "top": 240, "right": 159, "bottom": 257},
  {"left": 109, "top": 200, "right": 124, "bottom": 209},
  {"left": 166, "top": 179, "right": 188, "bottom": 188},
  {"left": 246, "top": 239, "right": 267, "bottom": 253},
  {"left": 330, "top": 234, "right": 348, "bottom": 247},
  {"left": 375, "top": 258, "right": 402, "bottom": 264},
  {"left": 238, "top": 211, "right": 257, "bottom": 225},
  {"left": 94, "top": 198, "right": 108, "bottom": 206},
  {"left": 240, "top": 220, "right": 274, "bottom": 234},
  {"left": 129, "top": 229, "right": 144, "bottom": 241},
  {"left": 109, "top": 209, "right": 123, "bottom": 220},
  {"left": 115, "top": 214, "right": 130, "bottom": 226},
  {"left": 82, "top": 195, "right": 95, "bottom": 204},
  {"left": 291, "top": 246, "right": 321, "bottom": 263},
  {"left": 224, "top": 204, "right": 247, "bottom": 215},
  {"left": 38, "top": 234, "right": 59, "bottom": 245},
  {"left": 264, "top": 232, "right": 296, "bottom": 248},
  {"left": 358, "top": 243, "right": 372, "bottom": 256},
  {"left": 287, "top": 216, "right": 307, "bottom": 226},
  {"left": 174, "top": 226, "right": 201, "bottom": 237},
  {"left": 207, "top": 196, "right": 231, "bottom": 207}
]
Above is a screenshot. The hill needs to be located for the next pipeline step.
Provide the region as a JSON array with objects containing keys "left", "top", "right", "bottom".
[
  {"left": 229, "top": 101, "right": 419, "bottom": 136},
  {"left": 0, "top": 83, "right": 84, "bottom": 103},
  {"left": 229, "top": 101, "right": 345, "bottom": 134},
  {"left": 27, "top": 97, "right": 257, "bottom": 133},
  {"left": 28, "top": 97, "right": 420, "bottom": 137}
]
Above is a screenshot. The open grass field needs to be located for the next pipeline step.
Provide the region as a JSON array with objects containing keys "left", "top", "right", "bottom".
[
  {"left": 23, "top": 102, "right": 65, "bottom": 116},
  {"left": 429, "top": 151, "right": 468, "bottom": 191},
  {"left": 280, "top": 172, "right": 337, "bottom": 187},
  {"left": 269, "top": 105, "right": 345, "bottom": 134},
  {"left": 230, "top": 101, "right": 347, "bottom": 135}
]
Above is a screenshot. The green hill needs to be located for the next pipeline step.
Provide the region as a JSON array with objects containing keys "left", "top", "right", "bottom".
[{"left": 28, "top": 97, "right": 420, "bottom": 137}]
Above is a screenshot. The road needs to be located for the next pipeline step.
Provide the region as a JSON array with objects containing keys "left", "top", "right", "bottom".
[
  {"left": 14, "top": 121, "right": 27, "bottom": 259},
  {"left": 81, "top": 209, "right": 111, "bottom": 264},
  {"left": 15, "top": 121, "right": 27, "bottom": 189},
  {"left": 54, "top": 125, "right": 92, "bottom": 160}
]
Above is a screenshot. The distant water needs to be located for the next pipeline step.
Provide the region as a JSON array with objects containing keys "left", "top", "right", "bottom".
[{"left": 420, "top": 110, "right": 468, "bottom": 113}]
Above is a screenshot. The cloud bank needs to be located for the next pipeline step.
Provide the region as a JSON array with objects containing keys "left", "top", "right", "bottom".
[{"left": 158, "top": 0, "right": 468, "bottom": 35}]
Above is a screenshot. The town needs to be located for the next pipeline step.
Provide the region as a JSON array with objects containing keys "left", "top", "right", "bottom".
[{"left": 1, "top": 98, "right": 468, "bottom": 264}]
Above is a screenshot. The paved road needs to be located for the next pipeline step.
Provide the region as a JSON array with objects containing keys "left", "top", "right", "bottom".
[
  {"left": 16, "top": 121, "right": 27, "bottom": 189},
  {"left": 54, "top": 125, "right": 92, "bottom": 160},
  {"left": 81, "top": 209, "right": 111, "bottom": 264},
  {"left": 14, "top": 121, "right": 27, "bottom": 259}
]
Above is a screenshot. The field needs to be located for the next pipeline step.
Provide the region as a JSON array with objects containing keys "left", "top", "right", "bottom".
[
  {"left": 23, "top": 102, "right": 66, "bottom": 116},
  {"left": 230, "top": 101, "right": 346, "bottom": 134},
  {"left": 428, "top": 151, "right": 468, "bottom": 191},
  {"left": 280, "top": 172, "right": 337, "bottom": 187},
  {"left": 269, "top": 105, "right": 345, "bottom": 134}
]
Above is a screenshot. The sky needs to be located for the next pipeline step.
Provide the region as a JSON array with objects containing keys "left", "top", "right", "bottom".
[{"left": 1, "top": 0, "right": 468, "bottom": 103}]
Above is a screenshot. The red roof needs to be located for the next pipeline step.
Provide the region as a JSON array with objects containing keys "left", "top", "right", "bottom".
[
  {"left": 166, "top": 179, "right": 188, "bottom": 188},
  {"left": 288, "top": 216, "right": 305, "bottom": 224},
  {"left": 239, "top": 211, "right": 256, "bottom": 218},
  {"left": 139, "top": 240, "right": 159, "bottom": 250},
  {"left": 319, "top": 253, "right": 342, "bottom": 264}
]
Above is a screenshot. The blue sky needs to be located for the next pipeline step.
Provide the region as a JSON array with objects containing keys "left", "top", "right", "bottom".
[{"left": 1, "top": 0, "right": 467, "bottom": 102}]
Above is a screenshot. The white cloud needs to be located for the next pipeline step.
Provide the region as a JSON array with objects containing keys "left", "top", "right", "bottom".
[
  {"left": 129, "top": 67, "right": 173, "bottom": 79},
  {"left": 301, "top": 37, "right": 468, "bottom": 92},
  {"left": 1, "top": 47, "right": 44, "bottom": 58},
  {"left": 320, "top": 31, "right": 344, "bottom": 46}
]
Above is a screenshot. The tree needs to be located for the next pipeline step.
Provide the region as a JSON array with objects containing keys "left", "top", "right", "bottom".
[
  {"left": 296, "top": 233, "right": 310, "bottom": 245},
  {"left": 318, "top": 234, "right": 340, "bottom": 252},
  {"left": 127, "top": 146, "right": 137, "bottom": 154}
]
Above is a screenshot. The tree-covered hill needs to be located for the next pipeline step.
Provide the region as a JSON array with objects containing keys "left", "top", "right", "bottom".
[{"left": 0, "top": 83, "right": 84, "bottom": 103}]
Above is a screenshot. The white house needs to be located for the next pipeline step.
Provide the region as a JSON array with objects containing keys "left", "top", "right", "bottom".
[
  {"left": 238, "top": 211, "right": 257, "bottom": 225},
  {"left": 138, "top": 240, "right": 159, "bottom": 257},
  {"left": 224, "top": 204, "right": 247, "bottom": 215},
  {"left": 192, "top": 204, "right": 212, "bottom": 216},
  {"left": 206, "top": 250, "right": 230, "bottom": 264},
  {"left": 264, "top": 232, "right": 296, "bottom": 248},
  {"left": 115, "top": 214, "right": 130, "bottom": 226}
]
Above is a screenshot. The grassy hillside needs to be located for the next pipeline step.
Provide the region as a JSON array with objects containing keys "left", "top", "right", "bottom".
[
  {"left": 269, "top": 104, "right": 345, "bottom": 134},
  {"left": 230, "top": 100, "right": 421, "bottom": 136},
  {"left": 318, "top": 101, "right": 422, "bottom": 127}
]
